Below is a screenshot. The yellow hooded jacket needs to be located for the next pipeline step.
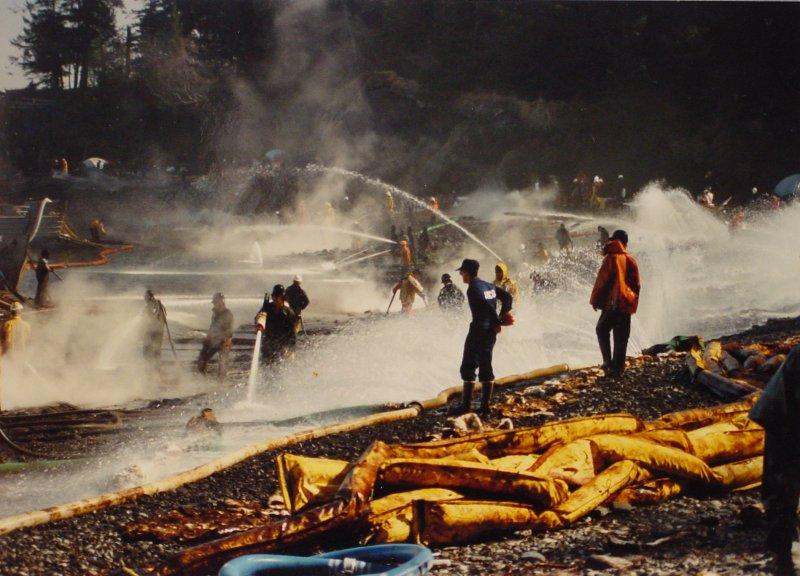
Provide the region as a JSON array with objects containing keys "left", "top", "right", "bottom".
[
  {"left": 1, "top": 317, "right": 31, "bottom": 356},
  {"left": 495, "top": 262, "right": 519, "bottom": 300}
]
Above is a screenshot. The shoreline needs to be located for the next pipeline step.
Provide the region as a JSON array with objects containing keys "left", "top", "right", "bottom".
[{"left": 0, "top": 317, "right": 797, "bottom": 574}]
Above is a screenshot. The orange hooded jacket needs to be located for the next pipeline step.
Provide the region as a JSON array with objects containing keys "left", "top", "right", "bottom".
[{"left": 590, "top": 240, "right": 641, "bottom": 314}]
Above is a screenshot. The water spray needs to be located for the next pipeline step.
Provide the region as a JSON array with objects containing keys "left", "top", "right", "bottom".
[
  {"left": 336, "top": 249, "right": 392, "bottom": 269},
  {"left": 305, "top": 165, "right": 504, "bottom": 261}
]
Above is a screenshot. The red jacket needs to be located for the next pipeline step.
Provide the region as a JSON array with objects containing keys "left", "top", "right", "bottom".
[{"left": 590, "top": 240, "right": 641, "bottom": 314}]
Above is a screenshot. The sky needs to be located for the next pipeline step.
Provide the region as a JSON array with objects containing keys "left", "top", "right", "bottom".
[{"left": 0, "top": 0, "right": 143, "bottom": 91}]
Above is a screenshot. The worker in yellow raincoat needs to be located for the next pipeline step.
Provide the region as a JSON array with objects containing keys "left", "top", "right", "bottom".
[
  {"left": 1, "top": 302, "right": 31, "bottom": 410},
  {"left": 494, "top": 262, "right": 519, "bottom": 300},
  {"left": 1, "top": 302, "right": 30, "bottom": 357},
  {"left": 393, "top": 271, "right": 425, "bottom": 314}
]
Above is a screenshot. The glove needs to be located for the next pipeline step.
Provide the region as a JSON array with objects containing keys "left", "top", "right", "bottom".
[
  {"left": 495, "top": 324, "right": 502, "bottom": 334},
  {"left": 500, "top": 312, "right": 515, "bottom": 326}
]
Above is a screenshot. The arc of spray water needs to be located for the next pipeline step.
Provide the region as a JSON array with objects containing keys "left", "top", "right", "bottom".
[{"left": 305, "top": 165, "right": 504, "bottom": 261}]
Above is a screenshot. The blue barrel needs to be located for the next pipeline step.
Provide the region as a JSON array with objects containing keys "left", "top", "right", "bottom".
[{"left": 218, "top": 544, "right": 434, "bottom": 576}]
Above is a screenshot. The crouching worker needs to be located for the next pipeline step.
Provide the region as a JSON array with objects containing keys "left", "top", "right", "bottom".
[
  {"left": 186, "top": 407, "right": 222, "bottom": 436},
  {"left": 750, "top": 345, "right": 800, "bottom": 573},
  {"left": 255, "top": 284, "right": 297, "bottom": 364},
  {"left": 453, "top": 258, "right": 513, "bottom": 417},
  {"left": 197, "top": 292, "right": 234, "bottom": 380}
]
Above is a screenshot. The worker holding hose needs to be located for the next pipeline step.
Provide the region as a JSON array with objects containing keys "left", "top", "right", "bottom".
[
  {"left": 393, "top": 271, "right": 425, "bottom": 314},
  {"left": 255, "top": 285, "right": 297, "bottom": 363},
  {"left": 142, "top": 290, "right": 167, "bottom": 360},
  {"left": 34, "top": 249, "right": 54, "bottom": 309},
  {"left": 197, "top": 293, "right": 234, "bottom": 380},
  {"left": 453, "top": 259, "right": 513, "bottom": 417}
]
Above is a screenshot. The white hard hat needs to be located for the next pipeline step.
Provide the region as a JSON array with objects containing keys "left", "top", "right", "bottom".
[
  {"left": 293, "top": 275, "right": 302, "bottom": 283},
  {"left": 10, "top": 301, "right": 23, "bottom": 312},
  {"left": 752, "top": 187, "right": 758, "bottom": 194}
]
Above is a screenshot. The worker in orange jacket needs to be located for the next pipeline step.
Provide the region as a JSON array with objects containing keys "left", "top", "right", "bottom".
[{"left": 590, "top": 229, "right": 641, "bottom": 377}]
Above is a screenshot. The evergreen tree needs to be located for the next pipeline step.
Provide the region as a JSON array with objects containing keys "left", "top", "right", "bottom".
[
  {"left": 61, "top": 0, "right": 122, "bottom": 89},
  {"left": 12, "top": 0, "right": 68, "bottom": 90}
]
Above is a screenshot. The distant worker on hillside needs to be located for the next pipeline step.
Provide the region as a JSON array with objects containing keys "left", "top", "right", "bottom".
[
  {"left": 534, "top": 242, "right": 550, "bottom": 265},
  {"left": 393, "top": 271, "right": 425, "bottom": 315},
  {"left": 556, "top": 223, "right": 573, "bottom": 253},
  {"left": 589, "top": 175, "right": 605, "bottom": 209},
  {"left": 385, "top": 191, "right": 395, "bottom": 216},
  {"left": 494, "top": 262, "right": 519, "bottom": 300},
  {"left": 590, "top": 229, "right": 641, "bottom": 377},
  {"left": 698, "top": 187, "right": 715, "bottom": 209},
  {"left": 142, "top": 290, "right": 167, "bottom": 360},
  {"left": 255, "top": 284, "right": 297, "bottom": 363},
  {"left": 398, "top": 239, "right": 413, "bottom": 268},
  {"left": 418, "top": 227, "right": 433, "bottom": 259},
  {"left": 614, "top": 175, "right": 627, "bottom": 203},
  {"left": 428, "top": 196, "right": 440, "bottom": 224},
  {"left": 34, "top": 249, "right": 56, "bottom": 309},
  {"left": 89, "top": 218, "right": 107, "bottom": 242},
  {"left": 323, "top": 202, "right": 336, "bottom": 226},
  {"left": 197, "top": 292, "right": 234, "bottom": 380},
  {"left": 285, "top": 276, "right": 309, "bottom": 331},
  {"left": 453, "top": 259, "right": 513, "bottom": 417},
  {"left": 438, "top": 273, "right": 465, "bottom": 313},
  {"left": 351, "top": 221, "right": 364, "bottom": 250},
  {"left": 749, "top": 344, "right": 800, "bottom": 573}
]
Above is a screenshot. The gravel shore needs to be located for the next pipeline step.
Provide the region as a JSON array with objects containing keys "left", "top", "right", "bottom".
[{"left": 1, "top": 318, "right": 797, "bottom": 576}]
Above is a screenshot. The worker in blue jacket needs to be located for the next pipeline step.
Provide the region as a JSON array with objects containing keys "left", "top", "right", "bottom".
[{"left": 452, "top": 258, "right": 514, "bottom": 416}]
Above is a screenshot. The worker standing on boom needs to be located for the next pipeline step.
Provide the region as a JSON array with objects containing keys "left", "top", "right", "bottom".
[
  {"left": 453, "top": 259, "right": 513, "bottom": 417},
  {"left": 142, "top": 290, "right": 167, "bottom": 360}
]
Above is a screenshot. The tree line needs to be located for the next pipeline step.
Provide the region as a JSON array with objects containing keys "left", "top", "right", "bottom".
[{"left": 6, "top": 1, "right": 800, "bottom": 197}]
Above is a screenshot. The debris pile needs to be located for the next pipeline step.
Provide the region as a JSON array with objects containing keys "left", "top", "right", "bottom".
[
  {"left": 133, "top": 394, "right": 765, "bottom": 575},
  {"left": 687, "top": 336, "right": 800, "bottom": 398}
]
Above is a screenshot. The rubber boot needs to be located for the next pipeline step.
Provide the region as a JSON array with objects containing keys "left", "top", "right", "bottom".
[
  {"left": 449, "top": 381, "right": 475, "bottom": 415},
  {"left": 478, "top": 381, "right": 495, "bottom": 417}
]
